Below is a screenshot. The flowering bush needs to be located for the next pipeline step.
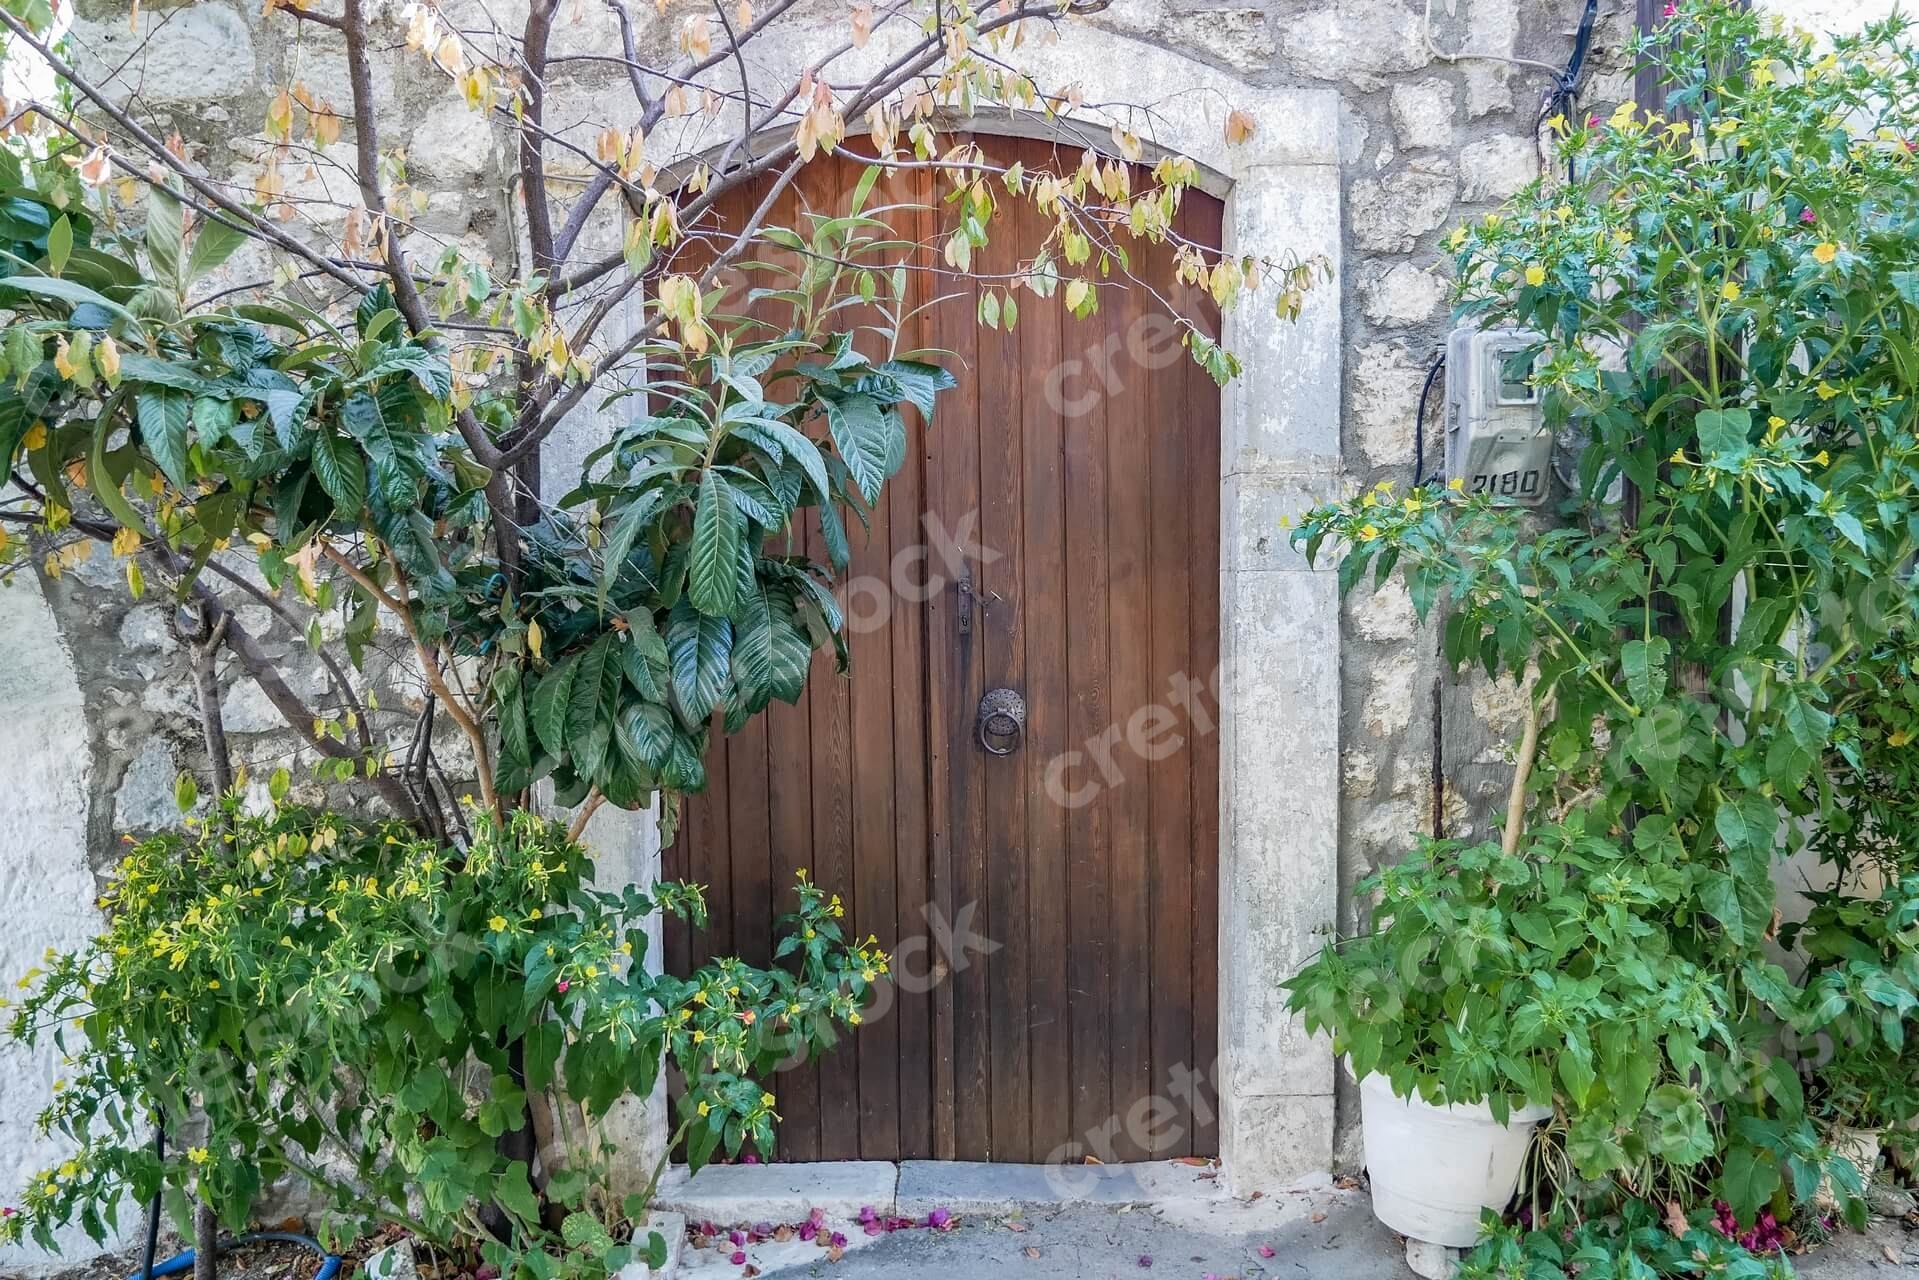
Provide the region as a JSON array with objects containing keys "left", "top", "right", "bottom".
[
  {"left": 2, "top": 795, "right": 884, "bottom": 1276},
  {"left": 1288, "top": 0, "right": 1919, "bottom": 1243}
]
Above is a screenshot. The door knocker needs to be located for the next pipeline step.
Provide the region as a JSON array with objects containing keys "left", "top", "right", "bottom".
[{"left": 977, "top": 688, "right": 1026, "bottom": 756}]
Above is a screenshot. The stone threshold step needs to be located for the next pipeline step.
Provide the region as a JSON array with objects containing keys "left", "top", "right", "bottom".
[{"left": 653, "top": 1158, "right": 1226, "bottom": 1227}]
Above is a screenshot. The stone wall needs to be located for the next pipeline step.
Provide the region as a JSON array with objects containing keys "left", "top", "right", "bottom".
[{"left": 0, "top": 0, "right": 1867, "bottom": 1265}]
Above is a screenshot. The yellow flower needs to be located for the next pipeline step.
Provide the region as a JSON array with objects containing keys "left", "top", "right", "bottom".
[
  {"left": 488, "top": 915, "right": 508, "bottom": 933},
  {"left": 1524, "top": 265, "right": 1546, "bottom": 287},
  {"left": 697, "top": 1101, "right": 712, "bottom": 1117},
  {"left": 862, "top": 969, "right": 877, "bottom": 982},
  {"left": 1356, "top": 524, "right": 1381, "bottom": 540},
  {"left": 1816, "top": 381, "right": 1839, "bottom": 401},
  {"left": 849, "top": 1011, "right": 863, "bottom": 1025},
  {"left": 1719, "top": 280, "right": 1741, "bottom": 302},
  {"left": 584, "top": 965, "right": 599, "bottom": 979},
  {"left": 206, "top": 979, "right": 220, "bottom": 990},
  {"left": 1544, "top": 113, "right": 1567, "bottom": 134},
  {"left": 692, "top": 1029, "right": 707, "bottom": 1044},
  {"left": 1447, "top": 477, "right": 1465, "bottom": 492},
  {"left": 1814, "top": 450, "right": 1831, "bottom": 466},
  {"left": 58, "top": 1162, "right": 76, "bottom": 1178},
  {"left": 761, "top": 1092, "right": 776, "bottom": 1108},
  {"left": 1812, "top": 242, "right": 1838, "bottom": 264},
  {"left": 619, "top": 940, "right": 633, "bottom": 955},
  {"left": 1890, "top": 729, "right": 1914, "bottom": 747},
  {"left": 1768, "top": 416, "right": 1787, "bottom": 431},
  {"left": 528, "top": 908, "right": 543, "bottom": 920},
  {"left": 186, "top": 1148, "right": 209, "bottom": 1165},
  {"left": 1670, "top": 449, "right": 1689, "bottom": 465}
]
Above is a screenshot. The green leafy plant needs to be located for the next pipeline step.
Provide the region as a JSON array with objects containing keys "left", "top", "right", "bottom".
[
  {"left": 1288, "top": 0, "right": 1919, "bottom": 1233},
  {"left": 3, "top": 798, "right": 885, "bottom": 1277}
]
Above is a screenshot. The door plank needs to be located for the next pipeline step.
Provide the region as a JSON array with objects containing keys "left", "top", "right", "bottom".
[
  {"left": 1104, "top": 235, "right": 1156, "bottom": 1163},
  {"left": 1062, "top": 272, "right": 1115, "bottom": 1157},
  {"left": 978, "top": 171, "right": 1034, "bottom": 1163},
  {"left": 925, "top": 154, "right": 992, "bottom": 1158},
  {"left": 1146, "top": 256, "right": 1198, "bottom": 1159},
  {"left": 766, "top": 678, "right": 824, "bottom": 1159},
  {"left": 1183, "top": 196, "right": 1225, "bottom": 1156},
  {"left": 1013, "top": 175, "right": 1074, "bottom": 1162}
]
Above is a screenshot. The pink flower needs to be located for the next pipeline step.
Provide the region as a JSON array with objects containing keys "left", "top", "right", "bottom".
[
  {"left": 797, "top": 1222, "right": 818, "bottom": 1243},
  {"left": 556, "top": 980, "right": 570, "bottom": 993},
  {"left": 1258, "top": 1245, "right": 1277, "bottom": 1259},
  {"left": 742, "top": 1154, "right": 760, "bottom": 1164},
  {"left": 728, "top": 1230, "right": 746, "bottom": 1247},
  {"left": 1137, "top": 1256, "right": 1153, "bottom": 1269},
  {"left": 1661, "top": 1, "right": 1674, "bottom": 15},
  {"left": 1, "top": 1207, "right": 15, "bottom": 1218},
  {"left": 1800, "top": 208, "right": 1818, "bottom": 224},
  {"left": 926, "top": 1208, "right": 953, "bottom": 1230},
  {"left": 808, "top": 1208, "right": 827, "bottom": 1227},
  {"left": 729, "top": 1251, "right": 747, "bottom": 1266},
  {"left": 829, "top": 1231, "right": 848, "bottom": 1248},
  {"left": 1587, "top": 114, "right": 1600, "bottom": 128},
  {"left": 858, "top": 1205, "right": 878, "bottom": 1224}
]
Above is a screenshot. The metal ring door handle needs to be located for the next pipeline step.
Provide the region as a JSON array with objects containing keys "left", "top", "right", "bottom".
[{"left": 977, "top": 688, "right": 1026, "bottom": 755}]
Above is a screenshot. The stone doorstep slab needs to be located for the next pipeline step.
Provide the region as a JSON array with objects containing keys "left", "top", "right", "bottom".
[
  {"left": 651, "top": 1160, "right": 1227, "bottom": 1230},
  {"left": 652, "top": 1160, "right": 902, "bottom": 1227},
  {"left": 894, "top": 1160, "right": 1227, "bottom": 1219}
]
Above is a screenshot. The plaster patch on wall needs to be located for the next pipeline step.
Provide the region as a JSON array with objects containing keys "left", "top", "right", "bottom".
[{"left": 0, "top": 574, "right": 130, "bottom": 1275}]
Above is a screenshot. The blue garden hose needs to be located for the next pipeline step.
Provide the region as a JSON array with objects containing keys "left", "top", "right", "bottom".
[{"left": 125, "top": 1231, "right": 343, "bottom": 1280}]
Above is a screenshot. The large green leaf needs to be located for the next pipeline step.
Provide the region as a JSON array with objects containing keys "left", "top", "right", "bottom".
[
  {"left": 822, "top": 391, "right": 889, "bottom": 503},
  {"left": 183, "top": 215, "right": 249, "bottom": 288},
  {"left": 145, "top": 187, "right": 185, "bottom": 291},
  {"left": 689, "top": 469, "right": 743, "bottom": 617},
  {"left": 666, "top": 599, "right": 731, "bottom": 728},
  {"left": 135, "top": 388, "right": 192, "bottom": 489},
  {"left": 566, "top": 634, "right": 623, "bottom": 782},
  {"left": 530, "top": 653, "right": 580, "bottom": 758},
  {"left": 877, "top": 359, "right": 956, "bottom": 421},
  {"left": 597, "top": 486, "right": 670, "bottom": 610},
  {"left": 310, "top": 430, "right": 367, "bottom": 517}
]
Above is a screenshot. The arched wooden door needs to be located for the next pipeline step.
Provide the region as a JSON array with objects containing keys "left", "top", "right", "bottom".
[{"left": 663, "top": 138, "right": 1222, "bottom": 1163}]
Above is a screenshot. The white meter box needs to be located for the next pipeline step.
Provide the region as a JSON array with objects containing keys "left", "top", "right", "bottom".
[{"left": 1444, "top": 325, "right": 1551, "bottom": 506}]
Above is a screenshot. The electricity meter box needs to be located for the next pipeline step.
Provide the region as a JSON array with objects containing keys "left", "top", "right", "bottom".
[{"left": 1444, "top": 325, "right": 1551, "bottom": 506}]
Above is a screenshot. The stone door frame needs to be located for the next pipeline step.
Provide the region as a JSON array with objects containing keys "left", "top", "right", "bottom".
[{"left": 571, "top": 23, "right": 1345, "bottom": 1193}]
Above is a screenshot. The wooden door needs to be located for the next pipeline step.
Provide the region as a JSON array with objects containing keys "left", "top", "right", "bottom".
[{"left": 664, "top": 138, "right": 1222, "bottom": 1163}]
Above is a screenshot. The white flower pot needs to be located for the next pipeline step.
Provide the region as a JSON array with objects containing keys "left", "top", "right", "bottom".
[
  {"left": 1359, "top": 1072, "right": 1552, "bottom": 1248},
  {"left": 1817, "top": 1124, "right": 1883, "bottom": 1209}
]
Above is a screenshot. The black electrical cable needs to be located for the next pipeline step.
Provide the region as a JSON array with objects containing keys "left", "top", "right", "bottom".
[
  {"left": 1538, "top": 0, "right": 1603, "bottom": 181},
  {"left": 1413, "top": 351, "right": 1446, "bottom": 487}
]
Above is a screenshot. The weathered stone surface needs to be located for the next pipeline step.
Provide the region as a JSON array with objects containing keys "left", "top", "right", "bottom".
[
  {"left": 1350, "top": 576, "right": 1418, "bottom": 641},
  {"left": 1360, "top": 261, "right": 1447, "bottom": 329},
  {"left": 70, "top": 4, "right": 256, "bottom": 104},
  {"left": 220, "top": 679, "right": 286, "bottom": 734},
  {"left": 406, "top": 97, "right": 499, "bottom": 182},
  {"left": 1351, "top": 341, "right": 1428, "bottom": 468},
  {"left": 1468, "top": 670, "right": 1532, "bottom": 738},
  {"left": 1341, "top": 749, "right": 1379, "bottom": 799},
  {"left": 1349, "top": 158, "right": 1456, "bottom": 254},
  {"left": 114, "top": 736, "right": 182, "bottom": 833},
  {"left": 1362, "top": 651, "right": 1417, "bottom": 739},
  {"left": 1459, "top": 135, "right": 1539, "bottom": 203},
  {"left": 1161, "top": 9, "right": 1275, "bottom": 74},
  {"left": 118, "top": 605, "right": 175, "bottom": 653},
  {"left": 1390, "top": 79, "right": 1456, "bottom": 150},
  {"left": 1276, "top": 0, "right": 1429, "bottom": 92}
]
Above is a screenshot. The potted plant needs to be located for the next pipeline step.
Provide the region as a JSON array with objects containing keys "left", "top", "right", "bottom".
[{"left": 1290, "top": 0, "right": 1919, "bottom": 1258}]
